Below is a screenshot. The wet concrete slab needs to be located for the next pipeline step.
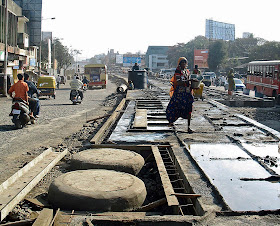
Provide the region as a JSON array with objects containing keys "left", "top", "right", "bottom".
[
  {"left": 188, "top": 144, "right": 280, "bottom": 211},
  {"left": 242, "top": 143, "right": 280, "bottom": 175},
  {"left": 108, "top": 100, "right": 170, "bottom": 143},
  {"left": 222, "top": 126, "right": 276, "bottom": 143}
]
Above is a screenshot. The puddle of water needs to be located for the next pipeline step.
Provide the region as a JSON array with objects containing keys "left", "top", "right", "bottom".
[
  {"left": 189, "top": 144, "right": 250, "bottom": 159},
  {"left": 242, "top": 143, "right": 280, "bottom": 175},
  {"left": 188, "top": 144, "right": 280, "bottom": 211}
]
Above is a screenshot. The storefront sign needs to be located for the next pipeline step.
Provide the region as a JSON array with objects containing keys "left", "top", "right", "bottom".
[{"left": 0, "top": 51, "right": 4, "bottom": 61}]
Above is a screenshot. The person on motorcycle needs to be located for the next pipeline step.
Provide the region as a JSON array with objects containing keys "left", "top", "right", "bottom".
[
  {"left": 8, "top": 73, "right": 35, "bottom": 119},
  {"left": 70, "top": 76, "right": 83, "bottom": 100},
  {"left": 82, "top": 76, "right": 89, "bottom": 85},
  {"left": 24, "top": 73, "right": 40, "bottom": 118}
]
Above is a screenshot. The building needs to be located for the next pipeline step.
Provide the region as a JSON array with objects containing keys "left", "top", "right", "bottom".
[
  {"left": 145, "top": 46, "right": 170, "bottom": 71},
  {"left": 242, "top": 32, "right": 253, "bottom": 38},
  {"left": 0, "top": 0, "right": 34, "bottom": 87},
  {"left": 205, "top": 19, "right": 235, "bottom": 41},
  {"left": 13, "top": 0, "right": 42, "bottom": 46}
]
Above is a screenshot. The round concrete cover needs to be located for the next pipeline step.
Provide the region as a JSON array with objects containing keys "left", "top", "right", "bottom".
[
  {"left": 71, "top": 148, "right": 145, "bottom": 175},
  {"left": 48, "top": 169, "right": 147, "bottom": 211}
]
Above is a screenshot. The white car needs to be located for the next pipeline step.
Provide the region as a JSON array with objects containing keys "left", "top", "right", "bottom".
[{"left": 224, "top": 78, "right": 245, "bottom": 91}]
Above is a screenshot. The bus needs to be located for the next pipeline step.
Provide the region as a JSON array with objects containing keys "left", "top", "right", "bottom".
[
  {"left": 84, "top": 64, "right": 108, "bottom": 89},
  {"left": 246, "top": 60, "right": 280, "bottom": 99}
]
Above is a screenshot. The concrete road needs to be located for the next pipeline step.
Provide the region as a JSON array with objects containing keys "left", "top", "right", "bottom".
[{"left": 0, "top": 79, "right": 117, "bottom": 183}]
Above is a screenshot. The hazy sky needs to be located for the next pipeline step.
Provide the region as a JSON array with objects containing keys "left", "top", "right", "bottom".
[{"left": 42, "top": 0, "right": 280, "bottom": 59}]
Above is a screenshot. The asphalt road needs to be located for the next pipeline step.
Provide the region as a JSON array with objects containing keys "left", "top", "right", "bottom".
[{"left": 0, "top": 79, "right": 117, "bottom": 183}]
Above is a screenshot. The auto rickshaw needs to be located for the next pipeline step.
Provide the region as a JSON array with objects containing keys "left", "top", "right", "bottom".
[{"left": 37, "top": 76, "right": 56, "bottom": 99}]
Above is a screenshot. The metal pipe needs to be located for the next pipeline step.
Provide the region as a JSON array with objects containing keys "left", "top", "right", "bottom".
[{"left": 117, "top": 84, "right": 128, "bottom": 93}]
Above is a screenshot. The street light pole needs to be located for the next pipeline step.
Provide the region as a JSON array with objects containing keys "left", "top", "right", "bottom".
[{"left": 3, "top": 0, "right": 9, "bottom": 96}]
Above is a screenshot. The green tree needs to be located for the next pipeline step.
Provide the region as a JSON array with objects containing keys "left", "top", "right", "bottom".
[
  {"left": 249, "top": 41, "right": 280, "bottom": 61},
  {"left": 167, "top": 36, "right": 209, "bottom": 69},
  {"left": 208, "top": 40, "right": 227, "bottom": 72},
  {"left": 41, "top": 39, "right": 73, "bottom": 71}
]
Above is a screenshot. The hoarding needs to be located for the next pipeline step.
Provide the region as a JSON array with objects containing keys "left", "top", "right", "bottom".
[
  {"left": 194, "top": 49, "right": 209, "bottom": 69},
  {"left": 205, "top": 19, "right": 235, "bottom": 41},
  {"left": 116, "top": 55, "right": 123, "bottom": 64},
  {"left": 123, "top": 57, "right": 141, "bottom": 67}
]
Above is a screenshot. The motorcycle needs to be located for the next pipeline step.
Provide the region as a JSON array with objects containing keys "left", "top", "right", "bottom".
[
  {"left": 10, "top": 98, "right": 35, "bottom": 129},
  {"left": 70, "top": 90, "right": 82, "bottom": 104},
  {"left": 83, "top": 83, "right": 88, "bottom": 91}
]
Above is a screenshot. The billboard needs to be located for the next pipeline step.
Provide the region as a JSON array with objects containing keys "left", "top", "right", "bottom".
[
  {"left": 194, "top": 49, "right": 209, "bottom": 69},
  {"left": 205, "top": 19, "right": 235, "bottom": 41},
  {"left": 123, "top": 57, "right": 141, "bottom": 67},
  {"left": 116, "top": 55, "right": 123, "bottom": 64}
]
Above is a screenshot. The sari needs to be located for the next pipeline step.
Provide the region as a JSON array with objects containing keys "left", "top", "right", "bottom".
[{"left": 166, "top": 66, "right": 194, "bottom": 124}]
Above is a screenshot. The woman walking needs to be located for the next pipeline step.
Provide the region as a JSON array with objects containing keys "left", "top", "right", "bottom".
[
  {"left": 227, "top": 68, "right": 235, "bottom": 96},
  {"left": 166, "top": 57, "right": 194, "bottom": 133}
]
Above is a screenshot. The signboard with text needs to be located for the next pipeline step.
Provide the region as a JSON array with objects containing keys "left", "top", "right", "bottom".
[
  {"left": 123, "top": 57, "right": 141, "bottom": 67},
  {"left": 194, "top": 49, "right": 209, "bottom": 69}
]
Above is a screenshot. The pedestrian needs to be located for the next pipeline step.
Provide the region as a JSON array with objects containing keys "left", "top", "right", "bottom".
[
  {"left": 227, "top": 68, "right": 235, "bottom": 96},
  {"left": 56, "top": 76, "right": 61, "bottom": 89},
  {"left": 132, "top": 63, "right": 140, "bottom": 71},
  {"left": 192, "top": 65, "right": 201, "bottom": 75},
  {"left": 166, "top": 57, "right": 194, "bottom": 133},
  {"left": 128, "top": 80, "right": 134, "bottom": 90}
]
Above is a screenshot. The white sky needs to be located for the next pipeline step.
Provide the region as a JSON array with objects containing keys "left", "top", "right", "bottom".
[{"left": 42, "top": 0, "right": 280, "bottom": 59}]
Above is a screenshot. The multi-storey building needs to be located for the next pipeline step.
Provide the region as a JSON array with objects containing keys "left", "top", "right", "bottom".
[
  {"left": 0, "top": 0, "right": 41, "bottom": 94},
  {"left": 145, "top": 46, "right": 170, "bottom": 71}
]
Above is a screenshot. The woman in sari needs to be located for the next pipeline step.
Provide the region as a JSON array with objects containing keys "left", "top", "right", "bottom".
[
  {"left": 227, "top": 68, "right": 235, "bottom": 96},
  {"left": 166, "top": 57, "right": 194, "bottom": 133}
]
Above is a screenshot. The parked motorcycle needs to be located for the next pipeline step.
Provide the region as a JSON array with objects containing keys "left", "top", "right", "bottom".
[
  {"left": 10, "top": 98, "right": 35, "bottom": 129},
  {"left": 70, "top": 90, "right": 82, "bottom": 104}
]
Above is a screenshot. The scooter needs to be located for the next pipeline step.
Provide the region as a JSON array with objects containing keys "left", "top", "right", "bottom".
[
  {"left": 10, "top": 98, "right": 34, "bottom": 129},
  {"left": 70, "top": 90, "right": 82, "bottom": 105}
]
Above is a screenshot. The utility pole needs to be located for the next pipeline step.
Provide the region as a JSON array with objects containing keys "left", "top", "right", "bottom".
[{"left": 3, "top": 0, "right": 9, "bottom": 96}]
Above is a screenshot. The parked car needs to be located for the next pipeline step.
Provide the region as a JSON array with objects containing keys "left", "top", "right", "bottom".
[{"left": 224, "top": 78, "right": 245, "bottom": 91}]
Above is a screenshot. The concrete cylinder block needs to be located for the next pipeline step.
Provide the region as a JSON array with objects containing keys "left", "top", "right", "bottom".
[
  {"left": 70, "top": 148, "right": 145, "bottom": 175},
  {"left": 48, "top": 169, "right": 147, "bottom": 211}
]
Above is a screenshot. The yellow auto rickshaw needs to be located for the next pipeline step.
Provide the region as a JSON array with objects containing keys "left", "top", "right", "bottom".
[{"left": 37, "top": 76, "right": 56, "bottom": 99}]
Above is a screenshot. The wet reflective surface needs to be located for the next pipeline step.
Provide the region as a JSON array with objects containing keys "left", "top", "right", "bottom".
[{"left": 189, "top": 144, "right": 280, "bottom": 211}]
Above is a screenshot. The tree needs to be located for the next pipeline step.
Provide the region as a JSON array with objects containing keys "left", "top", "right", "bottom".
[
  {"left": 249, "top": 41, "right": 280, "bottom": 61},
  {"left": 53, "top": 38, "right": 73, "bottom": 70},
  {"left": 208, "top": 40, "right": 227, "bottom": 72},
  {"left": 41, "top": 38, "right": 74, "bottom": 71},
  {"left": 167, "top": 36, "right": 209, "bottom": 69}
]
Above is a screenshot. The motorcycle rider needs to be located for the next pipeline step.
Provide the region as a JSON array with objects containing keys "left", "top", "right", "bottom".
[
  {"left": 24, "top": 73, "right": 40, "bottom": 118},
  {"left": 8, "top": 73, "right": 35, "bottom": 119},
  {"left": 70, "top": 76, "right": 83, "bottom": 100},
  {"left": 82, "top": 76, "right": 89, "bottom": 85}
]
